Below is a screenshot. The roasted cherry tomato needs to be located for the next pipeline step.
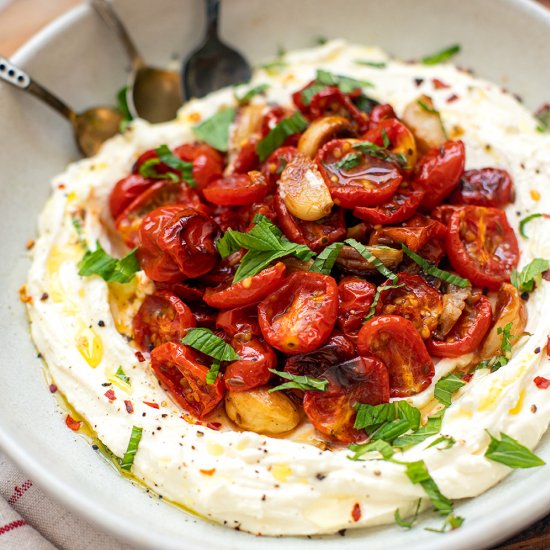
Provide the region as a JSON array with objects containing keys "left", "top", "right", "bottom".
[
  {"left": 203, "top": 171, "right": 268, "bottom": 206},
  {"left": 231, "top": 138, "right": 260, "bottom": 174},
  {"left": 310, "top": 87, "right": 369, "bottom": 134},
  {"left": 303, "top": 356, "right": 390, "bottom": 443},
  {"left": 157, "top": 281, "right": 205, "bottom": 304},
  {"left": 137, "top": 206, "right": 221, "bottom": 283},
  {"left": 368, "top": 104, "right": 396, "bottom": 129},
  {"left": 132, "top": 149, "right": 180, "bottom": 177},
  {"left": 284, "top": 332, "right": 355, "bottom": 378},
  {"left": 353, "top": 187, "right": 424, "bottom": 225},
  {"left": 450, "top": 168, "right": 515, "bottom": 208},
  {"left": 203, "top": 262, "right": 287, "bottom": 309},
  {"left": 224, "top": 336, "right": 277, "bottom": 392},
  {"left": 133, "top": 290, "right": 195, "bottom": 351},
  {"left": 192, "top": 304, "right": 218, "bottom": 329},
  {"left": 447, "top": 206, "right": 519, "bottom": 290},
  {"left": 357, "top": 315, "right": 435, "bottom": 397},
  {"left": 261, "top": 146, "right": 298, "bottom": 190},
  {"left": 173, "top": 143, "right": 224, "bottom": 190},
  {"left": 427, "top": 295, "right": 492, "bottom": 357},
  {"left": 414, "top": 140, "right": 465, "bottom": 210},
  {"left": 109, "top": 174, "right": 154, "bottom": 220},
  {"left": 337, "top": 276, "right": 377, "bottom": 342},
  {"left": 317, "top": 139, "right": 403, "bottom": 208},
  {"left": 115, "top": 181, "right": 206, "bottom": 248},
  {"left": 376, "top": 273, "right": 443, "bottom": 340},
  {"left": 216, "top": 305, "right": 261, "bottom": 337},
  {"left": 150, "top": 342, "right": 224, "bottom": 418},
  {"left": 258, "top": 271, "right": 338, "bottom": 354},
  {"left": 361, "top": 118, "right": 418, "bottom": 174},
  {"left": 274, "top": 190, "right": 346, "bottom": 252},
  {"left": 431, "top": 204, "right": 462, "bottom": 225}
]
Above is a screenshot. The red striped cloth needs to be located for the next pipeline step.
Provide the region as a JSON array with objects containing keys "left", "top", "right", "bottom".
[{"left": 0, "top": 452, "right": 130, "bottom": 549}]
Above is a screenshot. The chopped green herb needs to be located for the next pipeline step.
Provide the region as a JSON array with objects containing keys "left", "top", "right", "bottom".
[
  {"left": 485, "top": 431, "right": 545, "bottom": 468},
  {"left": 235, "top": 83, "right": 270, "bottom": 105},
  {"left": 256, "top": 112, "right": 308, "bottom": 161},
  {"left": 535, "top": 106, "right": 550, "bottom": 133},
  {"left": 425, "top": 514, "right": 464, "bottom": 533},
  {"left": 365, "top": 282, "right": 404, "bottom": 322},
  {"left": 193, "top": 107, "right": 236, "bottom": 152},
  {"left": 351, "top": 140, "right": 408, "bottom": 169},
  {"left": 355, "top": 60, "right": 387, "bottom": 69},
  {"left": 474, "top": 322, "right": 514, "bottom": 372},
  {"left": 138, "top": 158, "right": 180, "bottom": 183},
  {"left": 402, "top": 244, "right": 470, "bottom": 288},
  {"left": 402, "top": 460, "right": 453, "bottom": 515},
  {"left": 71, "top": 216, "right": 86, "bottom": 247},
  {"left": 434, "top": 374, "right": 466, "bottom": 408},
  {"left": 333, "top": 152, "right": 363, "bottom": 171},
  {"left": 116, "top": 85, "right": 133, "bottom": 132},
  {"left": 518, "top": 213, "right": 545, "bottom": 238},
  {"left": 310, "top": 242, "right": 344, "bottom": 275},
  {"left": 115, "top": 366, "right": 130, "bottom": 385},
  {"left": 511, "top": 258, "right": 550, "bottom": 294},
  {"left": 348, "top": 439, "right": 395, "bottom": 461},
  {"left": 381, "top": 128, "right": 391, "bottom": 148},
  {"left": 393, "top": 410, "right": 445, "bottom": 449},
  {"left": 315, "top": 35, "right": 328, "bottom": 45},
  {"left": 354, "top": 402, "right": 398, "bottom": 430},
  {"left": 300, "top": 83, "right": 328, "bottom": 106},
  {"left": 315, "top": 69, "right": 373, "bottom": 94},
  {"left": 421, "top": 44, "right": 461, "bottom": 65},
  {"left": 268, "top": 369, "right": 328, "bottom": 393},
  {"left": 120, "top": 425, "right": 143, "bottom": 471},
  {"left": 182, "top": 328, "right": 240, "bottom": 384},
  {"left": 417, "top": 99, "right": 439, "bottom": 114},
  {"left": 345, "top": 239, "right": 398, "bottom": 282},
  {"left": 216, "top": 215, "right": 315, "bottom": 282},
  {"left": 259, "top": 59, "right": 287, "bottom": 75},
  {"left": 426, "top": 435, "right": 456, "bottom": 450},
  {"left": 78, "top": 241, "right": 139, "bottom": 284},
  {"left": 155, "top": 144, "right": 196, "bottom": 188},
  {"left": 370, "top": 419, "right": 412, "bottom": 443},
  {"left": 394, "top": 499, "right": 422, "bottom": 529}
]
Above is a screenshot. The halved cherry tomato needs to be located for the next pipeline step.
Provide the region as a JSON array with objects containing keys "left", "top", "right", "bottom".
[
  {"left": 216, "top": 305, "right": 261, "bottom": 337},
  {"left": 132, "top": 149, "right": 180, "bottom": 177},
  {"left": 115, "top": 181, "right": 206, "bottom": 247},
  {"left": 157, "top": 281, "right": 205, "bottom": 304},
  {"left": 368, "top": 104, "right": 396, "bottom": 129},
  {"left": 150, "top": 342, "right": 224, "bottom": 418},
  {"left": 192, "top": 304, "right": 218, "bottom": 329},
  {"left": 357, "top": 315, "right": 434, "bottom": 397},
  {"left": 353, "top": 187, "right": 424, "bottom": 225},
  {"left": 203, "top": 172, "right": 268, "bottom": 206},
  {"left": 204, "top": 262, "right": 287, "bottom": 309},
  {"left": 317, "top": 139, "right": 403, "bottom": 208},
  {"left": 431, "top": 204, "right": 462, "bottom": 225},
  {"left": 224, "top": 336, "right": 276, "bottom": 391},
  {"left": 447, "top": 206, "right": 519, "bottom": 290},
  {"left": 427, "top": 295, "right": 492, "bottom": 357},
  {"left": 310, "top": 88, "right": 369, "bottom": 134},
  {"left": 361, "top": 118, "right": 418, "bottom": 174},
  {"left": 450, "top": 168, "right": 514, "bottom": 208},
  {"left": 414, "top": 140, "right": 465, "bottom": 210},
  {"left": 284, "top": 332, "right": 355, "bottom": 378},
  {"left": 133, "top": 290, "right": 195, "bottom": 351},
  {"left": 274, "top": 190, "right": 346, "bottom": 252},
  {"left": 109, "top": 174, "right": 154, "bottom": 220},
  {"left": 261, "top": 146, "right": 299, "bottom": 190},
  {"left": 137, "top": 206, "right": 221, "bottom": 283},
  {"left": 337, "top": 276, "right": 376, "bottom": 342},
  {"left": 173, "top": 143, "right": 224, "bottom": 190},
  {"left": 303, "top": 356, "right": 390, "bottom": 443},
  {"left": 376, "top": 273, "right": 443, "bottom": 340},
  {"left": 231, "top": 138, "right": 260, "bottom": 174},
  {"left": 199, "top": 251, "right": 242, "bottom": 288},
  {"left": 258, "top": 271, "right": 338, "bottom": 353}
]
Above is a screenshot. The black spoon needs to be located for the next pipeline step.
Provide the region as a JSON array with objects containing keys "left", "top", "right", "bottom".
[{"left": 182, "top": 0, "right": 251, "bottom": 99}]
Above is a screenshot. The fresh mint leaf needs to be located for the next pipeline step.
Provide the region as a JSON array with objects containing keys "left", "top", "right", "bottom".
[
  {"left": 116, "top": 85, "right": 133, "bottom": 132},
  {"left": 394, "top": 499, "right": 422, "bottom": 529},
  {"left": 355, "top": 60, "right": 387, "bottom": 69},
  {"left": 427, "top": 435, "right": 456, "bottom": 450},
  {"left": 393, "top": 410, "right": 445, "bottom": 449},
  {"left": 315, "top": 69, "right": 373, "bottom": 94},
  {"left": 421, "top": 44, "right": 461, "bottom": 65},
  {"left": 348, "top": 439, "right": 395, "bottom": 461},
  {"left": 434, "top": 374, "right": 466, "bottom": 408},
  {"left": 138, "top": 158, "right": 180, "bottom": 183},
  {"left": 485, "top": 432, "right": 545, "bottom": 469},
  {"left": 235, "top": 83, "right": 270, "bottom": 105},
  {"left": 193, "top": 108, "right": 236, "bottom": 152},
  {"left": 352, "top": 140, "right": 408, "bottom": 169},
  {"left": 510, "top": 258, "right": 550, "bottom": 294},
  {"left": 333, "top": 152, "right": 363, "bottom": 171},
  {"left": 120, "top": 426, "right": 143, "bottom": 471},
  {"left": 268, "top": 369, "right": 328, "bottom": 393},
  {"left": 256, "top": 112, "right": 308, "bottom": 161},
  {"left": 345, "top": 239, "right": 398, "bottom": 282},
  {"left": 78, "top": 241, "right": 139, "bottom": 284},
  {"left": 425, "top": 514, "right": 464, "bottom": 532},
  {"left": 365, "top": 282, "right": 404, "bottom": 322},
  {"left": 309, "top": 242, "right": 344, "bottom": 275},
  {"left": 155, "top": 144, "right": 196, "bottom": 188},
  {"left": 115, "top": 366, "right": 130, "bottom": 385}
]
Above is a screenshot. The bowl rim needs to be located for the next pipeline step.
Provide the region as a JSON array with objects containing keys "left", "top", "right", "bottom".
[{"left": 2, "top": 0, "right": 550, "bottom": 548}]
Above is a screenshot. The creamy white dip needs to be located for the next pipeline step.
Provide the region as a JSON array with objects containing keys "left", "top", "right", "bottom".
[{"left": 26, "top": 40, "right": 550, "bottom": 535}]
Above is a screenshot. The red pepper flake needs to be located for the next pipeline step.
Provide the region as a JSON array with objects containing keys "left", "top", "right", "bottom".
[
  {"left": 432, "top": 78, "right": 450, "bottom": 89},
  {"left": 200, "top": 468, "right": 216, "bottom": 476},
  {"left": 25, "top": 239, "right": 35, "bottom": 250},
  {"left": 65, "top": 414, "right": 81, "bottom": 431},
  {"left": 57, "top": 183, "right": 66, "bottom": 190},
  {"left": 143, "top": 401, "right": 159, "bottom": 409},
  {"left": 49, "top": 384, "right": 58, "bottom": 393},
  {"left": 461, "top": 373, "right": 473, "bottom": 383},
  {"left": 534, "top": 376, "right": 550, "bottom": 390},
  {"left": 104, "top": 389, "right": 116, "bottom": 401},
  {"left": 207, "top": 422, "right": 222, "bottom": 431},
  {"left": 135, "top": 351, "right": 146, "bottom": 362},
  {"left": 124, "top": 400, "right": 134, "bottom": 414},
  {"left": 351, "top": 502, "right": 362, "bottom": 522},
  {"left": 446, "top": 93, "right": 459, "bottom": 103},
  {"left": 18, "top": 285, "right": 33, "bottom": 304}
]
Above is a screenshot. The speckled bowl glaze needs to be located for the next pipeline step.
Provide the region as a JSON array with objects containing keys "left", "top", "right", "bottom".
[{"left": 1, "top": 1, "right": 550, "bottom": 548}]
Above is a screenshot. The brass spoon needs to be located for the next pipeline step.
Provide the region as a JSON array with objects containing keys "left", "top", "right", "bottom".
[
  {"left": 91, "top": 0, "right": 183, "bottom": 123},
  {"left": 0, "top": 55, "right": 122, "bottom": 157}
]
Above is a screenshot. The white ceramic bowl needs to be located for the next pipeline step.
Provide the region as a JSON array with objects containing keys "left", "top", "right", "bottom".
[{"left": 2, "top": 1, "right": 550, "bottom": 548}]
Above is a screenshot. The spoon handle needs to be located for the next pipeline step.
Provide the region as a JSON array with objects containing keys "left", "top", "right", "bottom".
[
  {"left": 0, "top": 56, "right": 76, "bottom": 122},
  {"left": 205, "top": 0, "right": 220, "bottom": 38},
  {"left": 90, "top": 0, "right": 144, "bottom": 71}
]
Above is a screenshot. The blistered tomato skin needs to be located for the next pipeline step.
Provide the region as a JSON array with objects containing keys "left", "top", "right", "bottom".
[
  {"left": 133, "top": 290, "right": 195, "bottom": 351},
  {"left": 353, "top": 188, "right": 424, "bottom": 225},
  {"left": 357, "top": 315, "right": 435, "bottom": 397},
  {"left": 258, "top": 272, "right": 339, "bottom": 354},
  {"left": 173, "top": 143, "right": 224, "bottom": 190},
  {"left": 447, "top": 206, "right": 519, "bottom": 290},
  {"left": 337, "top": 277, "right": 377, "bottom": 342},
  {"left": 150, "top": 342, "right": 224, "bottom": 419},
  {"left": 203, "top": 172, "right": 268, "bottom": 206},
  {"left": 450, "top": 168, "right": 515, "bottom": 207},
  {"left": 109, "top": 174, "right": 154, "bottom": 220}
]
